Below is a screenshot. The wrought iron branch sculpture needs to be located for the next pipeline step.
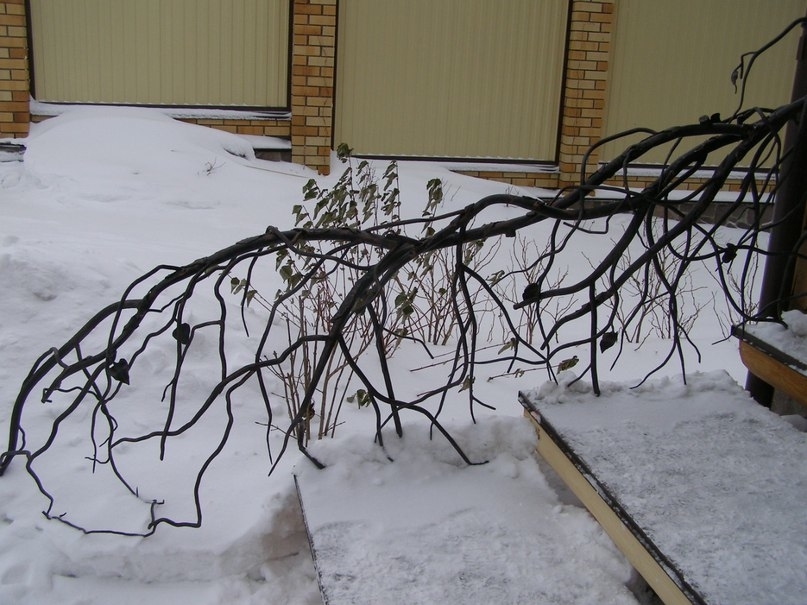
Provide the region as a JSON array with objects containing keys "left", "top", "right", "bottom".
[{"left": 1, "top": 27, "right": 805, "bottom": 535}]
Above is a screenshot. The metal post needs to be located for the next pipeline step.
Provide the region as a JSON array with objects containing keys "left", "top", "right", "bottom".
[{"left": 746, "top": 18, "right": 807, "bottom": 406}]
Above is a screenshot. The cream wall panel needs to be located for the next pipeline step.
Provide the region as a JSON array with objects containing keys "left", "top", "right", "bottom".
[
  {"left": 602, "top": 0, "right": 807, "bottom": 164},
  {"left": 335, "top": 0, "right": 569, "bottom": 161},
  {"left": 29, "top": 0, "right": 289, "bottom": 107}
]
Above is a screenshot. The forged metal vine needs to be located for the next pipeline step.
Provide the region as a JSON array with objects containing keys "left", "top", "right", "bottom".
[{"left": 2, "top": 21, "right": 806, "bottom": 535}]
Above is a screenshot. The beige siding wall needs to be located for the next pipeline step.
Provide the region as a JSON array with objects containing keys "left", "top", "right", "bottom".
[
  {"left": 335, "top": 0, "right": 569, "bottom": 161},
  {"left": 29, "top": 0, "right": 289, "bottom": 107},
  {"left": 602, "top": 0, "right": 807, "bottom": 164}
]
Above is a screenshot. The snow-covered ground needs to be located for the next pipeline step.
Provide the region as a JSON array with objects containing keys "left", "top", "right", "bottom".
[{"left": 0, "top": 107, "right": 758, "bottom": 604}]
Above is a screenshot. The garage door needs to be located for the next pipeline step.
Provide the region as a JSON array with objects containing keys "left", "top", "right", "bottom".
[
  {"left": 600, "top": 0, "right": 806, "bottom": 164},
  {"left": 28, "top": 0, "right": 289, "bottom": 108},
  {"left": 334, "top": 0, "right": 569, "bottom": 161}
]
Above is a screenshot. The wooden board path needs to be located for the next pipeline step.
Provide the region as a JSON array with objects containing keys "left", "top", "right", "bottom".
[
  {"left": 294, "top": 423, "right": 649, "bottom": 604},
  {"left": 732, "top": 323, "right": 807, "bottom": 409},
  {"left": 519, "top": 372, "right": 807, "bottom": 605}
]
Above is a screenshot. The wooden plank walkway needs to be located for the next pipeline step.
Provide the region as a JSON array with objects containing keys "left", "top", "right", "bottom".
[
  {"left": 519, "top": 372, "right": 807, "bottom": 605},
  {"left": 733, "top": 323, "right": 807, "bottom": 409},
  {"left": 294, "top": 466, "right": 568, "bottom": 605},
  {"left": 294, "top": 423, "right": 647, "bottom": 605}
]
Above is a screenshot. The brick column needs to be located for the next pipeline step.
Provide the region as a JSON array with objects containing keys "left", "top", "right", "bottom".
[
  {"left": 291, "top": 0, "right": 336, "bottom": 175},
  {"left": 558, "top": 0, "right": 614, "bottom": 188},
  {"left": 0, "top": 0, "right": 29, "bottom": 139}
]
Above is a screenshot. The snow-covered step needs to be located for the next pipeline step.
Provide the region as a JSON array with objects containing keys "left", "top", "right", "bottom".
[
  {"left": 734, "top": 311, "right": 807, "bottom": 409},
  {"left": 520, "top": 371, "right": 807, "bottom": 605},
  {"left": 293, "top": 418, "right": 644, "bottom": 605},
  {"left": 237, "top": 134, "right": 291, "bottom": 161},
  {"left": 0, "top": 140, "right": 24, "bottom": 161}
]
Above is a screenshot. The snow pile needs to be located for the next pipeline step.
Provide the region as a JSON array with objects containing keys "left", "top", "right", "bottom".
[
  {"left": 0, "top": 106, "right": 765, "bottom": 604},
  {"left": 0, "top": 107, "right": 323, "bottom": 605}
]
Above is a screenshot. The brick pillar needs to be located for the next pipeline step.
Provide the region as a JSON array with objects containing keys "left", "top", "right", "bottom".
[
  {"left": 291, "top": 0, "right": 336, "bottom": 175},
  {"left": 558, "top": 0, "right": 614, "bottom": 188},
  {"left": 0, "top": 0, "right": 29, "bottom": 139}
]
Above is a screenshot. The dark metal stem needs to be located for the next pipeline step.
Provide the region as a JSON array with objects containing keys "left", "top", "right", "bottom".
[{"left": 746, "top": 18, "right": 807, "bottom": 406}]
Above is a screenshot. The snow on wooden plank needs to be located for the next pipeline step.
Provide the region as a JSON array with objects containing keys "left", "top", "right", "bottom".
[
  {"left": 740, "top": 311, "right": 807, "bottom": 371},
  {"left": 738, "top": 340, "right": 807, "bottom": 408},
  {"left": 733, "top": 311, "right": 807, "bottom": 408},
  {"left": 293, "top": 420, "right": 643, "bottom": 605},
  {"left": 294, "top": 467, "right": 587, "bottom": 605},
  {"left": 519, "top": 370, "right": 807, "bottom": 605},
  {"left": 524, "top": 414, "right": 700, "bottom": 605}
]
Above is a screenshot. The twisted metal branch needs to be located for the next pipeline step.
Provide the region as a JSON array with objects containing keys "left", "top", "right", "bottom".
[{"left": 1, "top": 78, "right": 803, "bottom": 535}]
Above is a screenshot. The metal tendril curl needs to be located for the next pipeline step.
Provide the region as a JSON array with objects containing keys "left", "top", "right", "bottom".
[{"left": 1, "top": 28, "right": 804, "bottom": 535}]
